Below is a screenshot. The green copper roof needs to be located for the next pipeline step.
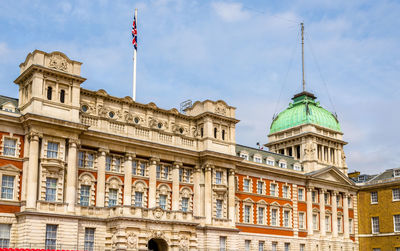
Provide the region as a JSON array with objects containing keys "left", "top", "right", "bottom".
[{"left": 269, "top": 92, "right": 341, "bottom": 134}]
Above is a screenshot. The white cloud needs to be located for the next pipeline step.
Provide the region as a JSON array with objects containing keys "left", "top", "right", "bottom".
[{"left": 211, "top": 2, "right": 251, "bottom": 22}]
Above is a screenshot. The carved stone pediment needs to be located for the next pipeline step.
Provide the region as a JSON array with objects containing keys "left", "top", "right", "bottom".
[
  {"left": 0, "top": 164, "right": 21, "bottom": 173},
  {"left": 215, "top": 102, "right": 227, "bottom": 116},
  {"left": 48, "top": 54, "right": 68, "bottom": 72}
]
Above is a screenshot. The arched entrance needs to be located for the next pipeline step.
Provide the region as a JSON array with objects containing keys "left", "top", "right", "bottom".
[{"left": 147, "top": 238, "right": 168, "bottom": 251}]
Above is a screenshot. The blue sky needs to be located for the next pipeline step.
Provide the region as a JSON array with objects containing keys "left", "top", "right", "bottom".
[{"left": 1, "top": 0, "right": 399, "bottom": 174}]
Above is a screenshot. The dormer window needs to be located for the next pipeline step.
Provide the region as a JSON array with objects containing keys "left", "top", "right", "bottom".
[
  {"left": 254, "top": 156, "right": 262, "bottom": 163},
  {"left": 279, "top": 161, "right": 287, "bottom": 169},
  {"left": 60, "top": 90, "right": 65, "bottom": 103},
  {"left": 294, "top": 164, "right": 302, "bottom": 171},
  {"left": 266, "top": 158, "right": 274, "bottom": 166},
  {"left": 394, "top": 169, "right": 400, "bottom": 177},
  {"left": 47, "top": 86, "right": 52, "bottom": 100},
  {"left": 240, "top": 152, "right": 249, "bottom": 161}
]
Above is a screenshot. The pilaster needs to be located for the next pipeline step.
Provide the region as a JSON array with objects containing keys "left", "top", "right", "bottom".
[
  {"left": 96, "top": 148, "right": 108, "bottom": 207},
  {"left": 204, "top": 164, "right": 212, "bottom": 225},
  {"left": 66, "top": 138, "right": 79, "bottom": 212},
  {"left": 343, "top": 193, "right": 349, "bottom": 239},
  {"left": 193, "top": 166, "right": 201, "bottom": 217},
  {"left": 306, "top": 187, "right": 313, "bottom": 236},
  {"left": 148, "top": 157, "right": 159, "bottom": 208},
  {"left": 319, "top": 189, "right": 326, "bottom": 237},
  {"left": 123, "top": 153, "right": 135, "bottom": 206},
  {"left": 26, "top": 132, "right": 41, "bottom": 209},
  {"left": 332, "top": 191, "right": 338, "bottom": 238},
  {"left": 228, "top": 169, "right": 235, "bottom": 226},
  {"left": 171, "top": 162, "right": 181, "bottom": 211}
]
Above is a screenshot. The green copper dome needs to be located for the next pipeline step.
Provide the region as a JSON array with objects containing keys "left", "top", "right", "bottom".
[{"left": 269, "top": 92, "right": 341, "bottom": 134}]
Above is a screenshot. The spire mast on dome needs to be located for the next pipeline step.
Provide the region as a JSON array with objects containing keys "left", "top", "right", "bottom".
[{"left": 301, "top": 22, "right": 305, "bottom": 92}]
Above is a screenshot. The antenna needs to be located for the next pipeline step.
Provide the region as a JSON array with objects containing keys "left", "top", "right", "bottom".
[{"left": 301, "top": 22, "right": 305, "bottom": 92}]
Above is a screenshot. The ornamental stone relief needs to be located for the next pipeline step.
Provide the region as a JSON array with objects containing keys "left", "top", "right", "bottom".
[
  {"left": 179, "top": 236, "right": 189, "bottom": 249},
  {"left": 48, "top": 54, "right": 68, "bottom": 72},
  {"left": 215, "top": 103, "right": 227, "bottom": 116},
  {"left": 126, "top": 232, "right": 138, "bottom": 249}
]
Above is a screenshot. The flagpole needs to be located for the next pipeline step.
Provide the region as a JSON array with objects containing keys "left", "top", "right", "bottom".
[{"left": 133, "top": 8, "right": 137, "bottom": 101}]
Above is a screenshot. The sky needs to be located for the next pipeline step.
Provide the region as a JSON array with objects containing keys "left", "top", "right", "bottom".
[{"left": 0, "top": 0, "right": 399, "bottom": 174}]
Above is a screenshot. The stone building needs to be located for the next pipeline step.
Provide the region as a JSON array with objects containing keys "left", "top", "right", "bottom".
[
  {"left": 355, "top": 169, "right": 400, "bottom": 250},
  {"left": 0, "top": 50, "right": 358, "bottom": 251}
]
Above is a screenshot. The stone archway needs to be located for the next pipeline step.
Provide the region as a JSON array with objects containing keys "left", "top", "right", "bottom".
[{"left": 148, "top": 238, "right": 168, "bottom": 251}]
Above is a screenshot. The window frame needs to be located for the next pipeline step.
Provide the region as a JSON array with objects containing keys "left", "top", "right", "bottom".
[
  {"left": 1, "top": 175, "right": 14, "bottom": 200},
  {"left": 393, "top": 188, "right": 400, "bottom": 201},
  {"left": 46, "top": 142, "right": 59, "bottom": 159},
  {"left": 84, "top": 228, "right": 95, "bottom": 251},
  {"left": 299, "top": 212, "right": 305, "bottom": 229},
  {"left": 108, "top": 188, "right": 118, "bottom": 207},
  {"left": 45, "top": 178, "right": 57, "bottom": 202},
  {"left": 45, "top": 224, "right": 58, "bottom": 250},
  {"left": 2, "top": 138, "right": 17, "bottom": 157},
  {"left": 371, "top": 216, "right": 379, "bottom": 234},
  {"left": 0, "top": 224, "right": 10, "bottom": 248},
  {"left": 80, "top": 185, "right": 91, "bottom": 206},
  {"left": 394, "top": 214, "right": 400, "bottom": 232},
  {"left": 371, "top": 191, "right": 378, "bottom": 204},
  {"left": 298, "top": 188, "right": 304, "bottom": 201}
]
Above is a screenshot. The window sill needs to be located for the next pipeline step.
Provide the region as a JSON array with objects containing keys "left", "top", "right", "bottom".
[{"left": 0, "top": 199, "right": 20, "bottom": 206}]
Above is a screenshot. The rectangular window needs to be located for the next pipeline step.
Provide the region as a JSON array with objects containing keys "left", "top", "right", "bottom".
[
  {"left": 45, "top": 224, "right": 57, "bottom": 250},
  {"left": 283, "top": 186, "right": 289, "bottom": 198},
  {"left": 80, "top": 185, "right": 90, "bottom": 206},
  {"left": 325, "top": 216, "right": 330, "bottom": 232},
  {"left": 216, "top": 171, "right": 222, "bottom": 184},
  {"left": 254, "top": 156, "right": 262, "bottom": 163},
  {"left": 312, "top": 191, "right": 316, "bottom": 203},
  {"left": 349, "top": 219, "right": 353, "bottom": 234},
  {"left": 185, "top": 169, "right": 191, "bottom": 183},
  {"left": 135, "top": 192, "right": 143, "bottom": 207},
  {"left": 108, "top": 189, "right": 118, "bottom": 207},
  {"left": 371, "top": 191, "right": 378, "bottom": 204},
  {"left": 87, "top": 153, "right": 94, "bottom": 168},
  {"left": 163, "top": 166, "right": 169, "bottom": 180},
  {"left": 267, "top": 159, "right": 274, "bottom": 165},
  {"left": 216, "top": 199, "right": 223, "bottom": 218},
  {"left": 84, "top": 228, "right": 95, "bottom": 251},
  {"left": 258, "top": 241, "right": 264, "bottom": 251},
  {"left": 78, "top": 151, "right": 85, "bottom": 167},
  {"left": 1, "top": 175, "right": 14, "bottom": 200},
  {"left": 284, "top": 211, "right": 290, "bottom": 227},
  {"left": 393, "top": 189, "right": 400, "bottom": 201},
  {"left": 156, "top": 165, "right": 161, "bottom": 179},
  {"left": 3, "top": 138, "right": 16, "bottom": 157},
  {"left": 132, "top": 161, "right": 137, "bottom": 175},
  {"left": 257, "top": 181, "right": 263, "bottom": 194},
  {"left": 139, "top": 163, "right": 145, "bottom": 176},
  {"left": 300, "top": 244, "right": 305, "bottom": 251},
  {"left": 284, "top": 243, "right": 290, "bottom": 251},
  {"left": 245, "top": 240, "right": 251, "bottom": 251},
  {"left": 258, "top": 207, "right": 264, "bottom": 224},
  {"left": 45, "top": 178, "right": 57, "bottom": 202},
  {"left": 337, "top": 217, "right": 342, "bottom": 233},
  {"left": 159, "top": 195, "right": 167, "bottom": 210},
  {"left": 313, "top": 214, "right": 318, "bottom": 230},
  {"left": 324, "top": 193, "right": 329, "bottom": 204},
  {"left": 270, "top": 183, "right": 276, "bottom": 196},
  {"left": 219, "top": 236, "right": 226, "bottom": 251},
  {"left": 243, "top": 179, "right": 250, "bottom": 192},
  {"left": 299, "top": 212, "right": 305, "bottom": 229},
  {"left": 336, "top": 195, "right": 341, "bottom": 206},
  {"left": 348, "top": 197, "right": 352, "bottom": 207},
  {"left": 179, "top": 168, "right": 183, "bottom": 182},
  {"left": 271, "top": 208, "right": 278, "bottom": 226},
  {"left": 182, "top": 197, "right": 189, "bottom": 212},
  {"left": 244, "top": 205, "right": 251, "bottom": 223},
  {"left": 47, "top": 142, "right": 59, "bottom": 158},
  {"left": 114, "top": 157, "right": 121, "bottom": 172},
  {"left": 373, "top": 249, "right": 381, "bottom": 251},
  {"left": 279, "top": 162, "right": 287, "bottom": 168},
  {"left": 372, "top": 217, "right": 379, "bottom": 233},
  {"left": 272, "top": 242, "right": 277, "bottom": 251},
  {"left": 106, "top": 156, "right": 112, "bottom": 171},
  {"left": 0, "top": 224, "right": 10, "bottom": 248},
  {"left": 394, "top": 215, "right": 400, "bottom": 232},
  {"left": 298, "top": 188, "right": 304, "bottom": 201}
]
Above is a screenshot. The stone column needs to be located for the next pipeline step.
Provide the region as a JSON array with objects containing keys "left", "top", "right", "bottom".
[
  {"left": 66, "top": 139, "right": 79, "bottom": 212},
  {"left": 332, "top": 191, "right": 338, "bottom": 238},
  {"left": 193, "top": 166, "right": 201, "bottom": 217},
  {"left": 319, "top": 189, "right": 326, "bottom": 236},
  {"left": 171, "top": 162, "right": 181, "bottom": 211},
  {"left": 148, "top": 157, "right": 158, "bottom": 208},
  {"left": 96, "top": 149, "right": 107, "bottom": 207},
  {"left": 21, "top": 134, "right": 30, "bottom": 201},
  {"left": 26, "top": 132, "right": 40, "bottom": 209},
  {"left": 228, "top": 169, "right": 236, "bottom": 226},
  {"left": 343, "top": 193, "right": 349, "bottom": 239},
  {"left": 306, "top": 187, "right": 313, "bottom": 236},
  {"left": 123, "top": 153, "right": 134, "bottom": 206},
  {"left": 204, "top": 165, "right": 212, "bottom": 225}
]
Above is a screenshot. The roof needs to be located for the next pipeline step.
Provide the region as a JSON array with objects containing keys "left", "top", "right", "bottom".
[
  {"left": 269, "top": 92, "right": 341, "bottom": 134},
  {"left": 0, "top": 95, "right": 19, "bottom": 114},
  {"left": 236, "top": 144, "right": 302, "bottom": 171}
]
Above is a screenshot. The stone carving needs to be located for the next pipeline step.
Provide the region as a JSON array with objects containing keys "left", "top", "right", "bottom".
[
  {"left": 127, "top": 233, "right": 137, "bottom": 249},
  {"left": 97, "top": 104, "right": 109, "bottom": 117},
  {"left": 48, "top": 54, "right": 68, "bottom": 72},
  {"left": 192, "top": 126, "right": 200, "bottom": 137},
  {"left": 215, "top": 103, "right": 226, "bottom": 116},
  {"left": 179, "top": 236, "right": 189, "bottom": 250},
  {"left": 124, "top": 111, "right": 134, "bottom": 123},
  {"left": 303, "top": 142, "right": 315, "bottom": 158},
  {"left": 111, "top": 232, "right": 117, "bottom": 248},
  {"left": 154, "top": 207, "right": 164, "bottom": 219}
]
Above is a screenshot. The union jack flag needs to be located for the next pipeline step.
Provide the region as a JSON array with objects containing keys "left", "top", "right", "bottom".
[{"left": 132, "top": 15, "right": 137, "bottom": 50}]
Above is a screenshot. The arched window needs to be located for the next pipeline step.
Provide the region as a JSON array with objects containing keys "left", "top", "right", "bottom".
[
  {"left": 214, "top": 128, "right": 217, "bottom": 138},
  {"left": 222, "top": 130, "right": 225, "bottom": 140},
  {"left": 47, "top": 87, "right": 52, "bottom": 100},
  {"left": 60, "top": 90, "right": 65, "bottom": 103}
]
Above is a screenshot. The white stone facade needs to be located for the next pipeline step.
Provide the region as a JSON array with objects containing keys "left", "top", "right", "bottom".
[{"left": 0, "top": 50, "right": 359, "bottom": 251}]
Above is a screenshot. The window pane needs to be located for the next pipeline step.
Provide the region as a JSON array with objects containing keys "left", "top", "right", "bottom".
[
  {"left": 216, "top": 200, "right": 223, "bottom": 218},
  {"left": 45, "top": 224, "right": 58, "bottom": 250},
  {"left": 182, "top": 197, "right": 189, "bottom": 212},
  {"left": 160, "top": 195, "right": 167, "bottom": 210},
  {"left": 47, "top": 142, "right": 59, "bottom": 158},
  {"left": 135, "top": 192, "right": 143, "bottom": 207},
  {"left": 80, "top": 185, "right": 91, "bottom": 206},
  {"left": 0, "top": 224, "right": 10, "bottom": 248},
  {"left": 84, "top": 228, "right": 95, "bottom": 251},
  {"left": 1, "top": 175, "right": 14, "bottom": 200},
  {"left": 394, "top": 215, "right": 400, "bottom": 232},
  {"left": 45, "top": 178, "right": 57, "bottom": 202},
  {"left": 3, "top": 139, "right": 16, "bottom": 156},
  {"left": 108, "top": 189, "right": 118, "bottom": 207}
]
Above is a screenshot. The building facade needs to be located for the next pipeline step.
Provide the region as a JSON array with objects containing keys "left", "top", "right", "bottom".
[
  {"left": 356, "top": 169, "right": 400, "bottom": 251},
  {"left": 0, "top": 50, "right": 358, "bottom": 250}
]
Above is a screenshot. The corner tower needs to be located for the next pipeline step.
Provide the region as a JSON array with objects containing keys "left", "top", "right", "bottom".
[{"left": 265, "top": 91, "right": 347, "bottom": 173}]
